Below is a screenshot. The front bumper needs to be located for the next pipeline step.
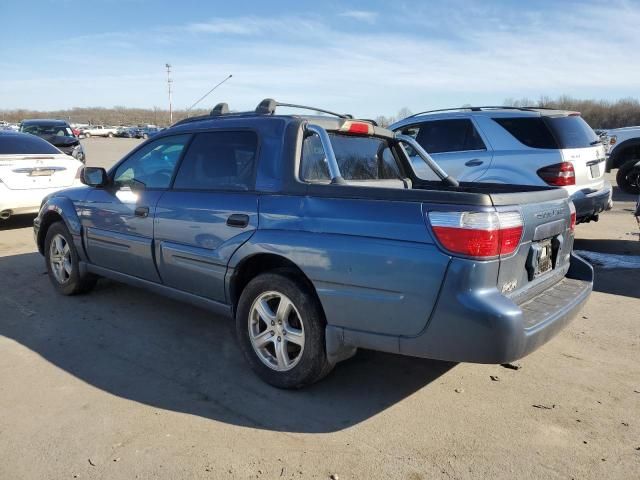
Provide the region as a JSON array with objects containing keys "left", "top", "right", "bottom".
[
  {"left": 570, "top": 181, "right": 612, "bottom": 222},
  {"left": 326, "top": 253, "right": 593, "bottom": 365}
]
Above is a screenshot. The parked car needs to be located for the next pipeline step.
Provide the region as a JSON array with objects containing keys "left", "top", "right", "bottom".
[
  {"left": 0, "top": 131, "right": 83, "bottom": 220},
  {"left": 391, "top": 107, "right": 612, "bottom": 224},
  {"left": 115, "top": 127, "right": 140, "bottom": 138},
  {"left": 602, "top": 126, "right": 640, "bottom": 194},
  {"left": 136, "top": 126, "right": 161, "bottom": 139},
  {"left": 34, "top": 99, "right": 592, "bottom": 388},
  {"left": 83, "top": 125, "right": 118, "bottom": 138},
  {"left": 19, "top": 119, "right": 86, "bottom": 163}
]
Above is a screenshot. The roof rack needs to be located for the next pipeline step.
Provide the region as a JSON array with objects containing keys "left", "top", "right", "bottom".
[
  {"left": 255, "top": 98, "right": 353, "bottom": 119},
  {"left": 171, "top": 98, "right": 354, "bottom": 127},
  {"left": 403, "top": 105, "right": 550, "bottom": 119}
]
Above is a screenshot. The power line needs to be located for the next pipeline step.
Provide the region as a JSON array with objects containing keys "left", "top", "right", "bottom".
[{"left": 165, "top": 63, "right": 173, "bottom": 124}]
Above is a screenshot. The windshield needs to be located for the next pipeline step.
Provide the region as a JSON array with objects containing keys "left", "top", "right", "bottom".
[
  {"left": 545, "top": 116, "right": 600, "bottom": 149},
  {"left": 0, "top": 134, "right": 61, "bottom": 154},
  {"left": 20, "top": 123, "right": 74, "bottom": 137},
  {"left": 301, "top": 133, "right": 402, "bottom": 182}
]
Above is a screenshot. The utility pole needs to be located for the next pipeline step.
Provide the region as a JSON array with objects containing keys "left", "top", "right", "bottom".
[{"left": 165, "top": 63, "right": 173, "bottom": 124}]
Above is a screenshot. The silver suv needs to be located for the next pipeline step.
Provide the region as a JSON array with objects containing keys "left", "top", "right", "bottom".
[{"left": 391, "top": 107, "right": 612, "bottom": 223}]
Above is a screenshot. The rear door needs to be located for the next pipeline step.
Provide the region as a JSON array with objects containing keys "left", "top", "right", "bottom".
[
  {"left": 398, "top": 118, "right": 493, "bottom": 181},
  {"left": 82, "top": 134, "right": 191, "bottom": 282},
  {"left": 154, "top": 130, "right": 259, "bottom": 302}
]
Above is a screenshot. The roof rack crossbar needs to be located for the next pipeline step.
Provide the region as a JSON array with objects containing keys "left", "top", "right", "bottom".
[{"left": 255, "top": 98, "right": 352, "bottom": 119}]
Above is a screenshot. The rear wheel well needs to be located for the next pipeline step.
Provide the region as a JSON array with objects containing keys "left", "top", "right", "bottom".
[
  {"left": 230, "top": 254, "right": 322, "bottom": 317},
  {"left": 612, "top": 140, "right": 640, "bottom": 169},
  {"left": 37, "top": 211, "right": 64, "bottom": 254}
]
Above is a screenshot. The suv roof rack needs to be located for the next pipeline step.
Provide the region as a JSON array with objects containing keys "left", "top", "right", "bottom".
[{"left": 403, "top": 105, "right": 557, "bottom": 119}]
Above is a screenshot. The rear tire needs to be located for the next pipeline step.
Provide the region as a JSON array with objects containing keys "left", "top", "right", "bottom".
[
  {"left": 44, "top": 222, "right": 97, "bottom": 295},
  {"left": 108, "top": 132, "right": 114, "bottom": 138},
  {"left": 85, "top": 132, "right": 91, "bottom": 138},
  {"left": 235, "top": 272, "right": 332, "bottom": 388},
  {"left": 616, "top": 160, "right": 640, "bottom": 195}
]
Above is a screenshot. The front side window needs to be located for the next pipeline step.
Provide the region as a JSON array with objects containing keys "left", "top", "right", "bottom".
[
  {"left": 113, "top": 134, "right": 190, "bottom": 189},
  {"left": 408, "top": 119, "right": 486, "bottom": 154},
  {"left": 301, "top": 133, "right": 402, "bottom": 183},
  {"left": 172, "top": 131, "right": 258, "bottom": 191}
]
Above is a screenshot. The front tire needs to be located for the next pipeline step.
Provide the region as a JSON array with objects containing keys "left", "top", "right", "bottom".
[
  {"left": 108, "top": 132, "right": 114, "bottom": 138},
  {"left": 236, "top": 272, "right": 332, "bottom": 388},
  {"left": 616, "top": 160, "right": 640, "bottom": 195},
  {"left": 45, "top": 222, "right": 97, "bottom": 295}
]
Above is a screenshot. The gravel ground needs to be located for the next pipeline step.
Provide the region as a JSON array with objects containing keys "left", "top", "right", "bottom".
[{"left": 0, "top": 138, "right": 638, "bottom": 479}]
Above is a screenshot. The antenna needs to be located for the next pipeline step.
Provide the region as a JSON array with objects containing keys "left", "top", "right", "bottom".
[{"left": 185, "top": 74, "right": 233, "bottom": 115}]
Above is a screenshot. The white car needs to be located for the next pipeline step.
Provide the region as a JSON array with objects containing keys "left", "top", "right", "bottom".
[
  {"left": 0, "top": 131, "right": 83, "bottom": 220},
  {"left": 83, "top": 125, "right": 118, "bottom": 138}
]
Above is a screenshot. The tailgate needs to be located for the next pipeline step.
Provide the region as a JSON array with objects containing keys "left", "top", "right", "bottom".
[
  {"left": 0, "top": 155, "right": 78, "bottom": 190},
  {"left": 493, "top": 193, "right": 574, "bottom": 303},
  {"left": 561, "top": 145, "right": 606, "bottom": 189}
]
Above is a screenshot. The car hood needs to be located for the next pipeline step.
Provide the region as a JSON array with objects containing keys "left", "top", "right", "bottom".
[{"left": 39, "top": 135, "right": 79, "bottom": 147}]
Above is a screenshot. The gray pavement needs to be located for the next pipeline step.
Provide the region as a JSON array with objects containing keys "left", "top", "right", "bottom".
[{"left": 0, "top": 139, "right": 638, "bottom": 479}]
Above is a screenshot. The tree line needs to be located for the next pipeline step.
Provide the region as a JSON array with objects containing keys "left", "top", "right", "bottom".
[{"left": 2, "top": 96, "right": 639, "bottom": 129}]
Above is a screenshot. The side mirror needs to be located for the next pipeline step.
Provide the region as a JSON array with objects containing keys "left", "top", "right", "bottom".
[{"left": 80, "top": 167, "right": 109, "bottom": 187}]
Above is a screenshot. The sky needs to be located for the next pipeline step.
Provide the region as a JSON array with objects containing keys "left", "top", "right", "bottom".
[{"left": 0, "top": 0, "right": 639, "bottom": 117}]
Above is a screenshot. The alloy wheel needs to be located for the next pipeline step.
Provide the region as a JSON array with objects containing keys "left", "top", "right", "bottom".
[
  {"left": 248, "top": 291, "right": 305, "bottom": 371},
  {"left": 49, "top": 234, "right": 72, "bottom": 284}
]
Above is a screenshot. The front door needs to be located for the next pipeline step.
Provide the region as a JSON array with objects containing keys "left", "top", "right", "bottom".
[
  {"left": 153, "top": 130, "right": 259, "bottom": 302},
  {"left": 82, "top": 134, "right": 191, "bottom": 282}
]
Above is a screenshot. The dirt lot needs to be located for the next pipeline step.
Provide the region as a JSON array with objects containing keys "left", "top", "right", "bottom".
[{"left": 0, "top": 138, "right": 638, "bottom": 480}]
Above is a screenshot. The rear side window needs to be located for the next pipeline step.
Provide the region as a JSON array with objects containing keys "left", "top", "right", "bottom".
[
  {"left": 0, "top": 133, "right": 60, "bottom": 154},
  {"left": 494, "top": 117, "right": 558, "bottom": 149},
  {"left": 173, "top": 131, "right": 258, "bottom": 191},
  {"left": 408, "top": 119, "right": 486, "bottom": 154},
  {"left": 301, "top": 133, "right": 401, "bottom": 182},
  {"left": 545, "top": 116, "right": 599, "bottom": 149}
]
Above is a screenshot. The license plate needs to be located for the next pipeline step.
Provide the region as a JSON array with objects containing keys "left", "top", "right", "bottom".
[
  {"left": 29, "top": 169, "right": 55, "bottom": 177},
  {"left": 589, "top": 163, "right": 600, "bottom": 178},
  {"left": 534, "top": 239, "right": 553, "bottom": 277}
]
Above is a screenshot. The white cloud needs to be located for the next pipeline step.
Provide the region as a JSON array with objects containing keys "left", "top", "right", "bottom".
[{"left": 339, "top": 10, "right": 379, "bottom": 23}]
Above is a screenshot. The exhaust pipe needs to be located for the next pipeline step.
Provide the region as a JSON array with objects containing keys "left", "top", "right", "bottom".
[{"left": 0, "top": 210, "right": 11, "bottom": 220}]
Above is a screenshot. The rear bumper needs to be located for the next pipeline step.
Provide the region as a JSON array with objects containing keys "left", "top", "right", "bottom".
[
  {"left": 570, "top": 181, "right": 612, "bottom": 222},
  {"left": 0, "top": 183, "right": 80, "bottom": 216},
  {"left": 326, "top": 253, "right": 593, "bottom": 365}
]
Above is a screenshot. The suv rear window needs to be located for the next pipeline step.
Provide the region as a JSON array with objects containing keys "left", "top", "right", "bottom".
[
  {"left": 0, "top": 133, "right": 60, "bottom": 154},
  {"left": 494, "top": 115, "right": 600, "bottom": 149},
  {"left": 493, "top": 117, "right": 558, "bottom": 149},
  {"left": 301, "top": 133, "right": 402, "bottom": 182},
  {"left": 545, "top": 116, "right": 599, "bottom": 149}
]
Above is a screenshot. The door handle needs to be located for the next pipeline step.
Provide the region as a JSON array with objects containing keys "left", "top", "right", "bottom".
[
  {"left": 465, "top": 159, "right": 484, "bottom": 167},
  {"left": 135, "top": 206, "right": 150, "bottom": 217},
  {"left": 227, "top": 213, "right": 250, "bottom": 228}
]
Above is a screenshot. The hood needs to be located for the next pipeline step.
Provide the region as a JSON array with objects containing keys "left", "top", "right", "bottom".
[{"left": 40, "top": 134, "right": 79, "bottom": 147}]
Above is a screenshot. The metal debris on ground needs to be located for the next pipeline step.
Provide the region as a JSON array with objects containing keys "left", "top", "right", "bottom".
[
  {"left": 490, "top": 375, "right": 500, "bottom": 382},
  {"left": 501, "top": 363, "right": 522, "bottom": 370}
]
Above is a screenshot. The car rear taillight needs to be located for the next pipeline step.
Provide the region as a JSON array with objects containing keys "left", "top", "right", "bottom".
[
  {"left": 75, "top": 166, "right": 83, "bottom": 179},
  {"left": 428, "top": 210, "right": 523, "bottom": 258},
  {"left": 537, "top": 162, "right": 575, "bottom": 186},
  {"left": 609, "top": 135, "right": 617, "bottom": 146},
  {"left": 569, "top": 202, "right": 576, "bottom": 232},
  {"left": 339, "top": 120, "right": 374, "bottom": 135}
]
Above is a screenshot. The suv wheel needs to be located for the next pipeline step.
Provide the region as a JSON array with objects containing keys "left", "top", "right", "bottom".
[
  {"left": 236, "top": 272, "right": 332, "bottom": 388},
  {"left": 45, "top": 222, "right": 97, "bottom": 295},
  {"left": 85, "top": 132, "right": 91, "bottom": 138},
  {"left": 616, "top": 159, "right": 640, "bottom": 195}
]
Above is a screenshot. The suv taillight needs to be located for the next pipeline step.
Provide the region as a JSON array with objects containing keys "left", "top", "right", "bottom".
[
  {"left": 537, "top": 162, "right": 575, "bottom": 186},
  {"left": 428, "top": 211, "right": 523, "bottom": 258}
]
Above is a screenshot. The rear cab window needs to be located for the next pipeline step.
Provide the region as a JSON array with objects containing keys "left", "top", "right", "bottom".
[{"left": 300, "top": 133, "right": 403, "bottom": 184}]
